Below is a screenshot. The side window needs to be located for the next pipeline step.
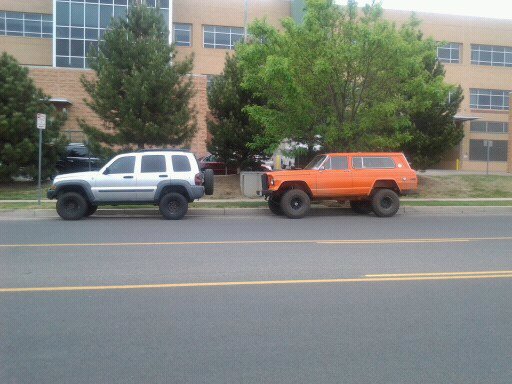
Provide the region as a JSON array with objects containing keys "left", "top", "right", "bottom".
[
  {"left": 352, "top": 157, "right": 363, "bottom": 169},
  {"left": 331, "top": 156, "right": 348, "bottom": 170},
  {"left": 172, "top": 155, "right": 191, "bottom": 172},
  {"left": 352, "top": 157, "right": 395, "bottom": 169},
  {"left": 141, "top": 155, "right": 166, "bottom": 173},
  {"left": 323, "top": 157, "right": 331, "bottom": 170},
  {"left": 363, "top": 157, "right": 396, "bottom": 169},
  {"left": 108, "top": 156, "right": 135, "bottom": 174}
]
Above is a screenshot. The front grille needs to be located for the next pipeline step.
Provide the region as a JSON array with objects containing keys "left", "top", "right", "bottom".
[{"left": 261, "top": 174, "right": 269, "bottom": 191}]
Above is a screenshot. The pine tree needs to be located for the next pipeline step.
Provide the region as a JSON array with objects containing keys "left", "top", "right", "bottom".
[
  {"left": 81, "top": 2, "right": 196, "bottom": 150},
  {"left": 207, "top": 54, "right": 265, "bottom": 172},
  {"left": 0, "top": 53, "right": 66, "bottom": 182}
]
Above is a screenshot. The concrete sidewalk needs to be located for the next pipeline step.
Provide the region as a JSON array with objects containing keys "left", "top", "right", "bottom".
[
  {"left": 2, "top": 197, "right": 512, "bottom": 203},
  {"left": 1, "top": 205, "right": 512, "bottom": 219}
]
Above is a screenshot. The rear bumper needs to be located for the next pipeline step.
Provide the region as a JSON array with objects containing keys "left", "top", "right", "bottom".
[{"left": 189, "top": 185, "right": 205, "bottom": 200}]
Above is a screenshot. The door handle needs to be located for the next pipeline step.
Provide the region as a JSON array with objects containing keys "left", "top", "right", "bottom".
[
  {"left": 159, "top": 175, "right": 168, "bottom": 178},
  {"left": 123, "top": 176, "right": 133, "bottom": 179}
]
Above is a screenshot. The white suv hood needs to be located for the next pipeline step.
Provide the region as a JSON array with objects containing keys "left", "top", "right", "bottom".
[{"left": 54, "top": 171, "right": 99, "bottom": 182}]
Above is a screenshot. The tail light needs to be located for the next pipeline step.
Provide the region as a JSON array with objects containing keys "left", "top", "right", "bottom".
[{"left": 195, "top": 172, "right": 203, "bottom": 186}]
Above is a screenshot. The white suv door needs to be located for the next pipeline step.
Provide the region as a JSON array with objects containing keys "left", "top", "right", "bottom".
[
  {"left": 92, "top": 155, "right": 138, "bottom": 202},
  {"left": 137, "top": 154, "right": 169, "bottom": 201}
]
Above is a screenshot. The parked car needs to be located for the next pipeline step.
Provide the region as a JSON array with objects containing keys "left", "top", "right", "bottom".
[
  {"left": 47, "top": 149, "right": 214, "bottom": 220},
  {"left": 199, "top": 153, "right": 272, "bottom": 175},
  {"left": 55, "top": 143, "right": 104, "bottom": 175},
  {"left": 260, "top": 152, "right": 418, "bottom": 219}
]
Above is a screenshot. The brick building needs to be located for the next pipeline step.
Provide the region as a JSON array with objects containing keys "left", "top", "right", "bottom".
[{"left": 0, "top": 0, "right": 511, "bottom": 171}]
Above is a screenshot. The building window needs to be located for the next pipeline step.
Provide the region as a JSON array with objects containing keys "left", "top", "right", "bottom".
[
  {"left": 55, "top": 0, "right": 169, "bottom": 69},
  {"left": 470, "top": 121, "right": 509, "bottom": 134},
  {"left": 203, "top": 25, "right": 244, "bottom": 50},
  {"left": 469, "top": 140, "right": 508, "bottom": 162},
  {"left": 471, "top": 44, "right": 512, "bottom": 67},
  {"left": 173, "top": 23, "right": 191, "bottom": 47},
  {"left": 437, "top": 43, "right": 461, "bottom": 64},
  {"left": 470, "top": 89, "right": 510, "bottom": 111},
  {"left": 0, "top": 11, "right": 52, "bottom": 38}
]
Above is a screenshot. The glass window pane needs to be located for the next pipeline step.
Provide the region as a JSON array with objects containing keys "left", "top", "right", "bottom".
[
  {"left": 85, "top": 28, "right": 98, "bottom": 39},
  {"left": 71, "top": 3, "right": 85, "bottom": 27},
  {"left": 331, "top": 157, "right": 348, "bottom": 170},
  {"left": 109, "top": 156, "right": 135, "bottom": 174},
  {"left": 6, "top": 19, "right": 23, "bottom": 32},
  {"left": 172, "top": 155, "right": 191, "bottom": 172},
  {"left": 56, "top": 39, "right": 69, "bottom": 55},
  {"left": 25, "top": 20, "right": 41, "bottom": 33},
  {"left": 71, "top": 27, "right": 84, "bottom": 38},
  {"left": 56, "top": 56, "right": 71, "bottom": 67},
  {"left": 57, "top": 27, "right": 69, "bottom": 38},
  {"left": 204, "top": 31, "right": 214, "bottom": 45},
  {"left": 100, "top": 5, "right": 113, "bottom": 28},
  {"left": 141, "top": 155, "right": 166, "bottom": 173},
  {"left": 470, "top": 121, "right": 486, "bottom": 132},
  {"left": 42, "top": 22, "right": 53, "bottom": 34},
  {"left": 114, "top": 6, "right": 127, "bottom": 19},
  {"left": 71, "top": 39, "right": 84, "bottom": 56},
  {"left": 85, "top": 4, "right": 99, "bottom": 27}
]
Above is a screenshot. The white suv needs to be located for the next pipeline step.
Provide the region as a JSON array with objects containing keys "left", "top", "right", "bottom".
[{"left": 47, "top": 150, "right": 214, "bottom": 220}]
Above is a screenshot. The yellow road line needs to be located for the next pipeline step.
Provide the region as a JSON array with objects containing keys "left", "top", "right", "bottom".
[
  {"left": 366, "top": 270, "right": 512, "bottom": 277},
  {"left": 1, "top": 236, "right": 512, "bottom": 248},
  {"left": 2, "top": 273, "right": 512, "bottom": 293}
]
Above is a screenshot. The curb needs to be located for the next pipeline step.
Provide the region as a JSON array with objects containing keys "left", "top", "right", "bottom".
[{"left": 1, "top": 206, "right": 512, "bottom": 219}]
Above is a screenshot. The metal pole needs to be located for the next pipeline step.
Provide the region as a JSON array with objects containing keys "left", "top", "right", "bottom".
[
  {"left": 38, "top": 128, "right": 42, "bottom": 206},
  {"left": 244, "top": 0, "right": 248, "bottom": 40},
  {"left": 486, "top": 143, "right": 490, "bottom": 176}
]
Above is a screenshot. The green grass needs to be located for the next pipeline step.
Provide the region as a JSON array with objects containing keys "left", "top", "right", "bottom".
[
  {"left": 416, "top": 175, "right": 512, "bottom": 198},
  {"left": 401, "top": 200, "right": 512, "bottom": 206},
  {"left": 0, "top": 182, "right": 52, "bottom": 200}
]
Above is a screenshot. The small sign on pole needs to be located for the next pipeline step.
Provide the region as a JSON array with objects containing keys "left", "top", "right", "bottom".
[
  {"left": 37, "top": 113, "right": 47, "bottom": 130},
  {"left": 37, "top": 114, "right": 46, "bottom": 206}
]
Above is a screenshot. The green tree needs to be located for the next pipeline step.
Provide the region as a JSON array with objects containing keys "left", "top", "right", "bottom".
[
  {"left": 403, "top": 53, "right": 464, "bottom": 169},
  {"left": 0, "top": 52, "right": 66, "bottom": 181},
  {"left": 81, "top": 2, "right": 196, "bottom": 150},
  {"left": 237, "top": 0, "right": 462, "bottom": 160},
  {"left": 207, "top": 54, "right": 265, "bottom": 172}
]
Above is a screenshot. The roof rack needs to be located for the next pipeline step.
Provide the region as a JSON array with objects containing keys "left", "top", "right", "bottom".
[{"left": 136, "top": 148, "right": 191, "bottom": 153}]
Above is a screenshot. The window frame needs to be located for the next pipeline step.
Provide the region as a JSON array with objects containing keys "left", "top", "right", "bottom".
[
  {"left": 0, "top": 11, "right": 52, "bottom": 38},
  {"left": 203, "top": 25, "right": 244, "bottom": 50},
  {"left": 471, "top": 44, "right": 512, "bottom": 67},
  {"left": 173, "top": 22, "right": 192, "bottom": 47},
  {"left": 437, "top": 42, "right": 461, "bottom": 64},
  {"left": 351, "top": 157, "right": 396, "bottom": 170},
  {"left": 470, "top": 89, "right": 510, "bottom": 111}
]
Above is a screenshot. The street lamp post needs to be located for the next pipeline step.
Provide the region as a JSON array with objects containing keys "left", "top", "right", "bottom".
[{"left": 244, "top": 0, "right": 248, "bottom": 40}]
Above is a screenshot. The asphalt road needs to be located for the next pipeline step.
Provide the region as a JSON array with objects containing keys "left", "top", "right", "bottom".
[{"left": 1, "top": 213, "right": 512, "bottom": 383}]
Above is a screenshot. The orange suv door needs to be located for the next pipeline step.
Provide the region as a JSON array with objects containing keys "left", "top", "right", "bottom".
[{"left": 316, "top": 155, "right": 353, "bottom": 198}]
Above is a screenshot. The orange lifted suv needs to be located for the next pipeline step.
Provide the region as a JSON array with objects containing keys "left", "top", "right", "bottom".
[{"left": 260, "top": 153, "right": 417, "bottom": 218}]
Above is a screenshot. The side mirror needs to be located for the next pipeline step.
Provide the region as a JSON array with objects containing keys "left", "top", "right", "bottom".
[
  {"left": 319, "top": 166, "right": 325, "bottom": 171},
  {"left": 103, "top": 167, "right": 111, "bottom": 175}
]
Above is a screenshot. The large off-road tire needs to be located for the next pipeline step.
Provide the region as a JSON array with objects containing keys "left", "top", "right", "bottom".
[
  {"left": 350, "top": 200, "right": 373, "bottom": 215},
  {"left": 56, "top": 192, "right": 88, "bottom": 220},
  {"left": 371, "top": 189, "right": 400, "bottom": 217},
  {"left": 267, "top": 195, "right": 283, "bottom": 215},
  {"left": 203, "top": 169, "right": 214, "bottom": 196},
  {"left": 159, "top": 192, "right": 188, "bottom": 220},
  {"left": 84, "top": 204, "right": 98, "bottom": 217},
  {"left": 280, "top": 189, "right": 311, "bottom": 219}
]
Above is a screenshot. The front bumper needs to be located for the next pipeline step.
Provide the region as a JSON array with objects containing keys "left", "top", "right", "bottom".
[{"left": 47, "top": 189, "right": 57, "bottom": 199}]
